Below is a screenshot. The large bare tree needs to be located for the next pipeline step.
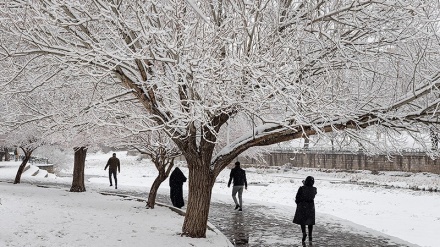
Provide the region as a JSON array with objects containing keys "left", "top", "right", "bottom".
[{"left": 1, "top": 0, "right": 440, "bottom": 237}]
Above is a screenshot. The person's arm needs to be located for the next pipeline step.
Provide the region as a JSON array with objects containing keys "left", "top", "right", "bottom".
[
  {"left": 295, "top": 187, "right": 303, "bottom": 204},
  {"left": 104, "top": 159, "right": 109, "bottom": 170},
  {"left": 117, "top": 159, "right": 120, "bottom": 173},
  {"left": 227, "top": 170, "right": 234, "bottom": 187},
  {"left": 244, "top": 171, "right": 248, "bottom": 189},
  {"left": 177, "top": 169, "right": 186, "bottom": 183}
]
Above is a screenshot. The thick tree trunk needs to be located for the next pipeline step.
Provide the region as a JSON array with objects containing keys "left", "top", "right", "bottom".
[
  {"left": 70, "top": 147, "right": 87, "bottom": 192},
  {"left": 146, "top": 171, "right": 168, "bottom": 209},
  {"left": 182, "top": 161, "right": 214, "bottom": 238},
  {"left": 13, "top": 150, "right": 32, "bottom": 184}
]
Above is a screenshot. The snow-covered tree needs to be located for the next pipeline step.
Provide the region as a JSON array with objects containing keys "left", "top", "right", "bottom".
[
  {"left": 1, "top": 0, "right": 440, "bottom": 237},
  {"left": 128, "top": 131, "right": 181, "bottom": 209}
]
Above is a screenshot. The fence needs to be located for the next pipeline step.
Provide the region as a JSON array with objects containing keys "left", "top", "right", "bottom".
[{"left": 242, "top": 149, "right": 440, "bottom": 174}]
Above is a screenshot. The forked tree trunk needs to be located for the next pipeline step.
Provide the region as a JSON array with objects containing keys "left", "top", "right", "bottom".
[
  {"left": 146, "top": 170, "right": 168, "bottom": 209},
  {"left": 70, "top": 147, "right": 87, "bottom": 192},
  {"left": 13, "top": 149, "right": 33, "bottom": 184},
  {"left": 182, "top": 161, "right": 214, "bottom": 237},
  {"left": 147, "top": 158, "right": 175, "bottom": 209}
]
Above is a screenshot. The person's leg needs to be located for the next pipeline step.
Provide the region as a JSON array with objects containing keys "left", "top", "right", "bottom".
[
  {"left": 308, "top": 225, "right": 313, "bottom": 242},
  {"left": 232, "top": 186, "right": 240, "bottom": 209},
  {"left": 301, "top": 225, "right": 307, "bottom": 242},
  {"left": 108, "top": 170, "right": 113, "bottom": 186},
  {"left": 170, "top": 187, "right": 176, "bottom": 207},
  {"left": 237, "top": 186, "right": 244, "bottom": 209},
  {"left": 113, "top": 171, "right": 118, "bottom": 189}
]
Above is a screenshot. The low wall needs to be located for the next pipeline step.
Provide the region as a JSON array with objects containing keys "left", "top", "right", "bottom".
[
  {"left": 257, "top": 151, "right": 440, "bottom": 174},
  {"left": 36, "top": 164, "right": 54, "bottom": 173}
]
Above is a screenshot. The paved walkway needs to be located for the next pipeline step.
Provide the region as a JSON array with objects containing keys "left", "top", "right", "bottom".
[
  {"left": 209, "top": 201, "right": 413, "bottom": 247},
  {"left": 107, "top": 189, "right": 417, "bottom": 247}
]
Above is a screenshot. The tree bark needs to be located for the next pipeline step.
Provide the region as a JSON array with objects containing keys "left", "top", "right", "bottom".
[
  {"left": 70, "top": 147, "right": 87, "bottom": 192},
  {"left": 13, "top": 149, "right": 33, "bottom": 184},
  {"left": 146, "top": 171, "right": 168, "bottom": 209},
  {"left": 182, "top": 160, "right": 214, "bottom": 238},
  {"left": 4, "top": 147, "right": 10, "bottom": 161},
  {"left": 146, "top": 157, "right": 175, "bottom": 209}
]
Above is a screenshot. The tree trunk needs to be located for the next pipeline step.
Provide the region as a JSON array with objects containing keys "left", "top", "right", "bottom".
[
  {"left": 146, "top": 171, "right": 168, "bottom": 209},
  {"left": 304, "top": 137, "right": 310, "bottom": 149},
  {"left": 70, "top": 147, "right": 87, "bottom": 192},
  {"left": 4, "top": 147, "right": 10, "bottom": 161},
  {"left": 182, "top": 161, "right": 214, "bottom": 238},
  {"left": 431, "top": 129, "right": 438, "bottom": 150},
  {"left": 13, "top": 150, "right": 33, "bottom": 184}
]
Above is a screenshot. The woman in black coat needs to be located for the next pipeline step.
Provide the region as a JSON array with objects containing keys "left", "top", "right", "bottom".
[
  {"left": 293, "top": 176, "right": 317, "bottom": 243},
  {"left": 169, "top": 167, "right": 187, "bottom": 208}
]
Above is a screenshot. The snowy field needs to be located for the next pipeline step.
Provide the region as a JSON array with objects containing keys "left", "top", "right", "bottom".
[{"left": 1, "top": 151, "right": 440, "bottom": 247}]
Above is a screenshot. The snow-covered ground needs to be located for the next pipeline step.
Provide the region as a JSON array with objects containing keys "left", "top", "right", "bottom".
[{"left": 1, "top": 151, "right": 440, "bottom": 247}]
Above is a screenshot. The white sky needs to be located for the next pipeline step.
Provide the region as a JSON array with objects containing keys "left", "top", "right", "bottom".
[{"left": 1, "top": 151, "right": 439, "bottom": 247}]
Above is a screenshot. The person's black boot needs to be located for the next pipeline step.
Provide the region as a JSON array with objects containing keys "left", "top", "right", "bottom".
[{"left": 235, "top": 204, "right": 240, "bottom": 210}]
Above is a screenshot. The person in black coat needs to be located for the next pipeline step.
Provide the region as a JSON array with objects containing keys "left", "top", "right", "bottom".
[
  {"left": 169, "top": 167, "right": 187, "bottom": 209},
  {"left": 293, "top": 176, "right": 317, "bottom": 243},
  {"left": 227, "top": 161, "right": 248, "bottom": 211},
  {"left": 104, "top": 153, "right": 121, "bottom": 189}
]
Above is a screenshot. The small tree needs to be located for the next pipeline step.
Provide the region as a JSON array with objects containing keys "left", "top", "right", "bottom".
[
  {"left": 129, "top": 132, "right": 181, "bottom": 208},
  {"left": 14, "top": 145, "right": 36, "bottom": 184}
]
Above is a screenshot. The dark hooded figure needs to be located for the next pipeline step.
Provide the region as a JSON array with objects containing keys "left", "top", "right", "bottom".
[
  {"left": 169, "top": 167, "right": 187, "bottom": 208},
  {"left": 293, "top": 176, "right": 317, "bottom": 243}
]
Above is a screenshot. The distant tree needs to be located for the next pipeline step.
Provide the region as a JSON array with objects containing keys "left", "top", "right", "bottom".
[
  {"left": 14, "top": 145, "right": 36, "bottom": 184},
  {"left": 3, "top": 125, "right": 46, "bottom": 184},
  {"left": 2, "top": 1, "right": 440, "bottom": 237},
  {"left": 0, "top": 55, "right": 126, "bottom": 190}
]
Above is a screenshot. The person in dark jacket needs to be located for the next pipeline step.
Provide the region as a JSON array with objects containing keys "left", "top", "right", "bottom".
[
  {"left": 227, "top": 161, "right": 247, "bottom": 211},
  {"left": 104, "top": 153, "right": 121, "bottom": 189},
  {"left": 293, "top": 176, "right": 317, "bottom": 243},
  {"left": 169, "top": 167, "right": 187, "bottom": 208}
]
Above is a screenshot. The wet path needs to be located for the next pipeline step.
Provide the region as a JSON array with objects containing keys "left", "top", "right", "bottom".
[
  {"left": 208, "top": 201, "right": 412, "bottom": 247},
  {"left": 103, "top": 188, "right": 415, "bottom": 247}
]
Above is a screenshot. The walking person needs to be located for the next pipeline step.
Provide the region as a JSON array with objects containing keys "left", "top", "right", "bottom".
[
  {"left": 104, "top": 153, "right": 120, "bottom": 189},
  {"left": 169, "top": 167, "right": 187, "bottom": 208},
  {"left": 293, "top": 176, "right": 317, "bottom": 243},
  {"left": 227, "top": 161, "right": 247, "bottom": 211}
]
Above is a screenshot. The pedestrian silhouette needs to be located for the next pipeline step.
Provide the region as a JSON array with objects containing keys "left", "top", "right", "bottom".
[
  {"left": 169, "top": 167, "right": 187, "bottom": 208},
  {"left": 227, "top": 161, "right": 247, "bottom": 211},
  {"left": 104, "top": 153, "right": 120, "bottom": 189},
  {"left": 293, "top": 176, "right": 317, "bottom": 243}
]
